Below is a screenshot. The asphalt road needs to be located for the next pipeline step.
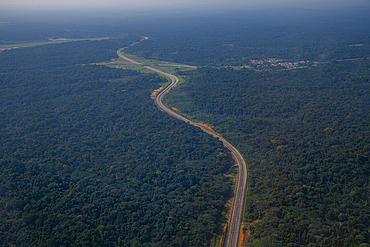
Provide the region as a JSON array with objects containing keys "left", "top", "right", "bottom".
[{"left": 117, "top": 46, "right": 247, "bottom": 247}]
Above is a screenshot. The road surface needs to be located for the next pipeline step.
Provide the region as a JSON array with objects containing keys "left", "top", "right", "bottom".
[{"left": 117, "top": 45, "right": 247, "bottom": 247}]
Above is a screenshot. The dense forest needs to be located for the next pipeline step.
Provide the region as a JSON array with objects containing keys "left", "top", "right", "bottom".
[
  {"left": 125, "top": 8, "right": 370, "bottom": 66},
  {"left": 119, "top": 8, "right": 370, "bottom": 246},
  {"left": 0, "top": 38, "right": 233, "bottom": 246},
  {"left": 166, "top": 60, "right": 370, "bottom": 246},
  {"left": 1, "top": 6, "right": 370, "bottom": 247}
]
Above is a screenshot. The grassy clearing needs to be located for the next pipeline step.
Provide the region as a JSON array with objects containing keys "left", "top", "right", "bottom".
[
  {"left": 348, "top": 44, "right": 365, "bottom": 47},
  {"left": 101, "top": 52, "right": 197, "bottom": 83},
  {"left": 119, "top": 52, "right": 197, "bottom": 68},
  {"left": 0, "top": 37, "right": 109, "bottom": 49}
]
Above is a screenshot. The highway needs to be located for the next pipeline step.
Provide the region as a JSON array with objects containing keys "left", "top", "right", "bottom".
[{"left": 117, "top": 44, "right": 247, "bottom": 247}]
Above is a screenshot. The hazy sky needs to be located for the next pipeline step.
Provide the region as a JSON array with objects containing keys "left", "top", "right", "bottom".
[{"left": 2, "top": 0, "right": 369, "bottom": 10}]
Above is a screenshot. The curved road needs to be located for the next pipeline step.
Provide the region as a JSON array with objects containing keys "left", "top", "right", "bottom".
[{"left": 117, "top": 46, "right": 247, "bottom": 247}]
